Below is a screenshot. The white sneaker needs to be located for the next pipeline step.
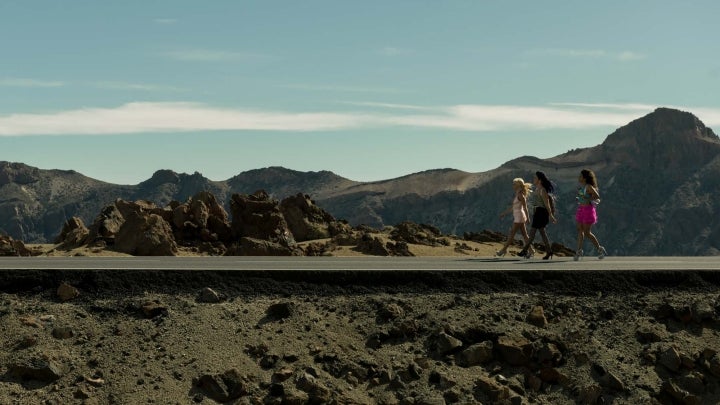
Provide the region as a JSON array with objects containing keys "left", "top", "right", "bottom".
[
  {"left": 598, "top": 246, "right": 607, "bottom": 260},
  {"left": 573, "top": 249, "right": 583, "bottom": 261}
]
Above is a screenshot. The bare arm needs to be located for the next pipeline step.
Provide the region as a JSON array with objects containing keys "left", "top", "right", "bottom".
[{"left": 541, "top": 188, "right": 557, "bottom": 223}]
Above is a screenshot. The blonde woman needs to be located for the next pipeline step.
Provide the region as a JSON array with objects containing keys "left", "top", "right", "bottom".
[{"left": 496, "top": 178, "right": 534, "bottom": 257}]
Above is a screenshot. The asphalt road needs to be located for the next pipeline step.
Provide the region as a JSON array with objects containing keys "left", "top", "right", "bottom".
[{"left": 0, "top": 256, "right": 718, "bottom": 271}]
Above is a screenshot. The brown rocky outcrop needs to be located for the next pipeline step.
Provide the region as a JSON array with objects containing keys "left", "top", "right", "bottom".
[
  {"left": 229, "top": 190, "right": 294, "bottom": 244},
  {"left": 85, "top": 204, "right": 125, "bottom": 246},
  {"left": 77, "top": 192, "right": 235, "bottom": 255},
  {"left": 54, "top": 217, "right": 89, "bottom": 249},
  {"left": 280, "top": 193, "right": 337, "bottom": 242},
  {"left": 391, "top": 221, "right": 449, "bottom": 247},
  {"left": 170, "top": 192, "right": 232, "bottom": 244},
  {"left": 354, "top": 233, "right": 414, "bottom": 256},
  {"left": 0, "top": 235, "right": 36, "bottom": 256},
  {"left": 51, "top": 189, "right": 574, "bottom": 256},
  {"left": 234, "top": 237, "right": 300, "bottom": 256},
  {"left": 114, "top": 212, "right": 177, "bottom": 256}
]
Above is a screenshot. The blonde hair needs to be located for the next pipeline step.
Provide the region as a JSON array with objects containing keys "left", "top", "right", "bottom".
[{"left": 512, "top": 178, "right": 532, "bottom": 196}]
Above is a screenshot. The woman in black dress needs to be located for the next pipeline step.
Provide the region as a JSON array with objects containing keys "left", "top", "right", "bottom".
[{"left": 518, "top": 171, "right": 557, "bottom": 260}]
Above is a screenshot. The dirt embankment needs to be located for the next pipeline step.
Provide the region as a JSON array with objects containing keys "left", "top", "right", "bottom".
[{"left": 1, "top": 269, "right": 719, "bottom": 404}]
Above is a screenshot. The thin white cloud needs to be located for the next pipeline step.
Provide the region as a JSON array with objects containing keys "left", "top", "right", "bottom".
[
  {"left": 408, "top": 105, "right": 651, "bottom": 130},
  {"left": 279, "top": 84, "right": 408, "bottom": 94},
  {"left": 528, "top": 48, "right": 646, "bottom": 61},
  {"left": 1, "top": 101, "right": 718, "bottom": 136},
  {"left": 163, "top": 49, "right": 265, "bottom": 61},
  {"left": 340, "top": 101, "right": 435, "bottom": 111},
  {"left": 549, "top": 102, "right": 720, "bottom": 127},
  {"left": 549, "top": 102, "right": 657, "bottom": 111},
  {"left": 0, "top": 102, "right": 369, "bottom": 136},
  {"left": 91, "top": 81, "right": 187, "bottom": 92},
  {"left": 617, "top": 51, "right": 645, "bottom": 61},
  {"left": 0, "top": 78, "right": 65, "bottom": 88}
]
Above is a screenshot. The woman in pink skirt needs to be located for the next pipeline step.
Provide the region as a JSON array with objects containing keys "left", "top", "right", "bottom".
[{"left": 574, "top": 169, "right": 607, "bottom": 260}]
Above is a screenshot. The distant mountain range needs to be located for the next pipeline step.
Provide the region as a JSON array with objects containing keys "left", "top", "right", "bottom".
[{"left": 2, "top": 107, "right": 719, "bottom": 255}]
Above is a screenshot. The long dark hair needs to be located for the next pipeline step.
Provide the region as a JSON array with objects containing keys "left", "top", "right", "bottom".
[
  {"left": 535, "top": 171, "right": 555, "bottom": 194},
  {"left": 580, "top": 169, "right": 598, "bottom": 187}
]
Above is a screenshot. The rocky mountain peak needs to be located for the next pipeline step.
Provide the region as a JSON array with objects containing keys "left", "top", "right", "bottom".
[
  {"left": 228, "top": 166, "right": 340, "bottom": 183},
  {"left": 0, "top": 161, "right": 41, "bottom": 186},
  {"left": 600, "top": 108, "right": 720, "bottom": 169},
  {"left": 140, "top": 169, "right": 181, "bottom": 187}
]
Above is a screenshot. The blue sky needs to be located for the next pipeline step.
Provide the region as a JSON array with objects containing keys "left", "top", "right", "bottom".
[{"left": 1, "top": 1, "right": 719, "bottom": 184}]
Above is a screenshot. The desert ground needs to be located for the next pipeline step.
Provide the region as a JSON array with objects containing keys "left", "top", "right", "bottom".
[{"left": 1, "top": 236, "right": 719, "bottom": 405}]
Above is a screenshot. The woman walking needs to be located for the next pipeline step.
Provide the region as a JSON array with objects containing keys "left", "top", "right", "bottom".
[
  {"left": 519, "top": 171, "right": 557, "bottom": 260},
  {"left": 495, "top": 178, "right": 534, "bottom": 257},
  {"left": 574, "top": 169, "right": 607, "bottom": 260}
]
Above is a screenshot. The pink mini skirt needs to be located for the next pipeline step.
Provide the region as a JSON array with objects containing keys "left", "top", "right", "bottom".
[{"left": 575, "top": 204, "right": 597, "bottom": 224}]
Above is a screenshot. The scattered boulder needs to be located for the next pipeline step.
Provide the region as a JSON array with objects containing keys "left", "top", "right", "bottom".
[
  {"left": 458, "top": 341, "right": 494, "bottom": 367},
  {"left": 706, "top": 354, "right": 720, "bottom": 378},
  {"left": 636, "top": 320, "right": 668, "bottom": 343},
  {"left": 497, "top": 335, "right": 533, "bottom": 366},
  {"left": 526, "top": 306, "right": 548, "bottom": 328},
  {"left": 196, "top": 287, "right": 224, "bottom": 303},
  {"left": 475, "top": 375, "right": 511, "bottom": 402},
  {"left": 536, "top": 343, "right": 562, "bottom": 367},
  {"left": 295, "top": 372, "right": 332, "bottom": 403},
  {"left": 6, "top": 357, "right": 64, "bottom": 383},
  {"left": 662, "top": 379, "right": 701, "bottom": 405},
  {"left": 57, "top": 282, "right": 80, "bottom": 302},
  {"left": 193, "top": 369, "right": 249, "bottom": 402},
  {"left": 378, "top": 302, "right": 405, "bottom": 321},
  {"left": 658, "top": 346, "right": 682, "bottom": 372},
  {"left": 435, "top": 331, "right": 463, "bottom": 355},
  {"left": 140, "top": 300, "right": 169, "bottom": 318},
  {"left": 266, "top": 302, "right": 295, "bottom": 320},
  {"left": 51, "top": 326, "right": 74, "bottom": 339}
]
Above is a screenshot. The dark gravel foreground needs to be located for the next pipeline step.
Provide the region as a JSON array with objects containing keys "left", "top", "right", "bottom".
[
  {"left": 1, "top": 270, "right": 720, "bottom": 404},
  {"left": 2, "top": 269, "right": 720, "bottom": 296}
]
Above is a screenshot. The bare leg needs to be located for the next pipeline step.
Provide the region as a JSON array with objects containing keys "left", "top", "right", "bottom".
[
  {"left": 576, "top": 222, "right": 585, "bottom": 251},
  {"left": 519, "top": 225, "right": 534, "bottom": 253},
  {"left": 581, "top": 224, "right": 601, "bottom": 250},
  {"left": 521, "top": 227, "right": 538, "bottom": 252},
  {"left": 539, "top": 228, "right": 551, "bottom": 253},
  {"left": 520, "top": 225, "right": 530, "bottom": 244},
  {"left": 502, "top": 223, "right": 521, "bottom": 249}
]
